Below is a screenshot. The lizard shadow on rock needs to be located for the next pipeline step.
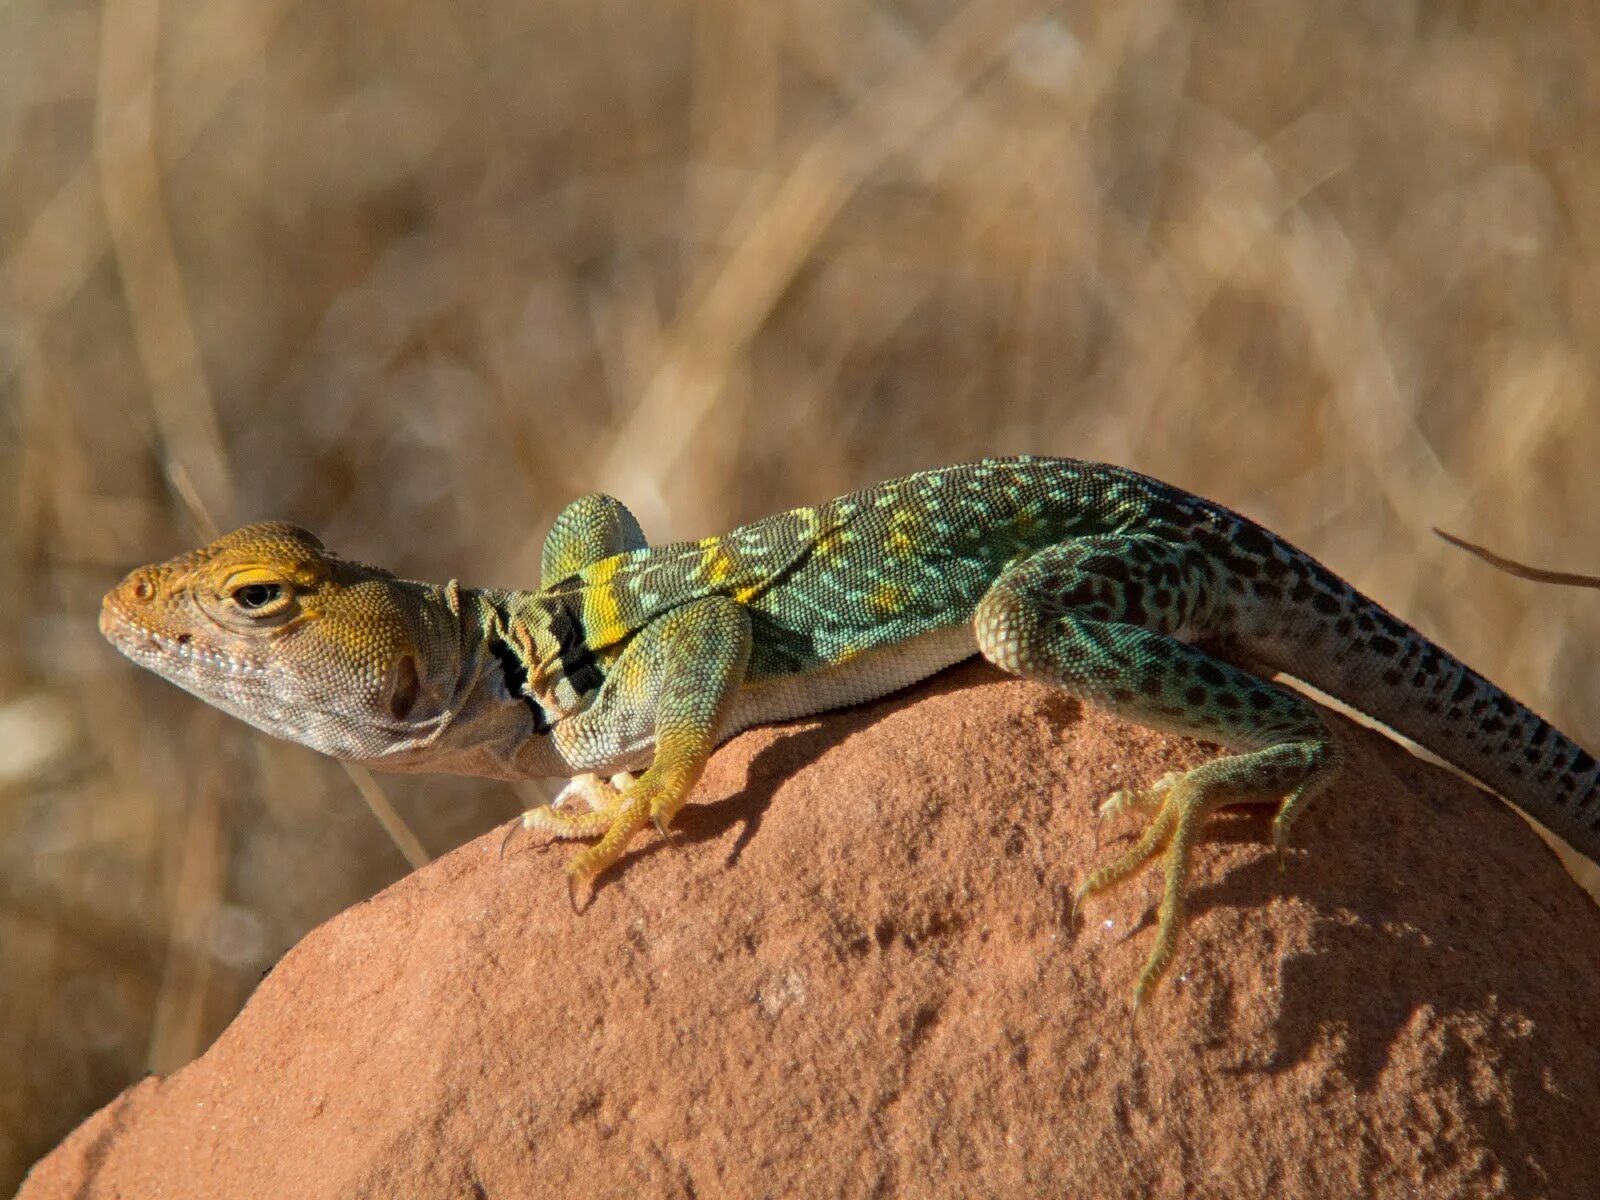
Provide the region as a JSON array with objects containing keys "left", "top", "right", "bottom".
[
  {"left": 702, "top": 663, "right": 1023, "bottom": 866},
  {"left": 1257, "top": 869, "right": 1594, "bottom": 1200},
  {"left": 641, "top": 714, "right": 858, "bottom": 868},
  {"left": 1186, "top": 822, "right": 1490, "bottom": 1071},
  {"left": 1126, "top": 831, "right": 1594, "bottom": 1200},
  {"left": 1181, "top": 746, "right": 1600, "bottom": 1200},
  {"left": 604, "top": 664, "right": 992, "bottom": 876},
  {"left": 1073, "top": 724, "right": 1600, "bottom": 1198}
]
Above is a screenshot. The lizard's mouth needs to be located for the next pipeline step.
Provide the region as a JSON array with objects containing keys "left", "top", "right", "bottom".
[{"left": 99, "top": 593, "right": 263, "bottom": 680}]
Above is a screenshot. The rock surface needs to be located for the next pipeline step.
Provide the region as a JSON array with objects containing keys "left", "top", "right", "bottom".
[{"left": 21, "top": 662, "right": 1600, "bottom": 1199}]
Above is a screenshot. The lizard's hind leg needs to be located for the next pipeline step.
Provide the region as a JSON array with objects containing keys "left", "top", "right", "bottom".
[{"left": 973, "top": 537, "right": 1341, "bottom": 1006}]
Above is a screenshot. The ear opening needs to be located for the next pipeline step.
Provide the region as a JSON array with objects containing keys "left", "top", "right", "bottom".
[{"left": 385, "top": 655, "right": 420, "bottom": 721}]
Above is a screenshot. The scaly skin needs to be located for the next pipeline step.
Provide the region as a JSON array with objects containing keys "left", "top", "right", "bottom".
[{"left": 100, "top": 457, "right": 1600, "bottom": 1005}]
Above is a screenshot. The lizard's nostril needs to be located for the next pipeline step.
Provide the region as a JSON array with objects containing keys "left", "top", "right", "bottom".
[
  {"left": 176, "top": 633, "right": 191, "bottom": 645},
  {"left": 133, "top": 579, "right": 155, "bottom": 601}
]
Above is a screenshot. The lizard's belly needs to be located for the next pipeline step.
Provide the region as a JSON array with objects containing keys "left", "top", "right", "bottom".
[{"left": 721, "top": 624, "right": 978, "bottom": 741}]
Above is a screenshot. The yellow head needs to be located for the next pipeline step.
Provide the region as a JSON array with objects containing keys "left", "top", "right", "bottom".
[{"left": 99, "top": 522, "right": 465, "bottom": 763}]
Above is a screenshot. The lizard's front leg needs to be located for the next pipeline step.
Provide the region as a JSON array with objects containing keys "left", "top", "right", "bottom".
[{"left": 525, "top": 595, "right": 753, "bottom": 905}]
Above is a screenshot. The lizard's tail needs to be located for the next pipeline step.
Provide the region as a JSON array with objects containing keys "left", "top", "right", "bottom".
[{"left": 1279, "top": 584, "right": 1600, "bottom": 865}]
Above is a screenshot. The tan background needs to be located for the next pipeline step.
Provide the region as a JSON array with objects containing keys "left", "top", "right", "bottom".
[{"left": 3, "top": 0, "right": 1598, "bottom": 1189}]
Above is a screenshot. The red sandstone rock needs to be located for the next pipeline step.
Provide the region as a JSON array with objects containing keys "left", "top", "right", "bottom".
[{"left": 20, "top": 662, "right": 1600, "bottom": 1199}]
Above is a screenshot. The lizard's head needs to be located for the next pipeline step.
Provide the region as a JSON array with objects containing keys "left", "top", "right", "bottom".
[{"left": 100, "top": 522, "right": 465, "bottom": 762}]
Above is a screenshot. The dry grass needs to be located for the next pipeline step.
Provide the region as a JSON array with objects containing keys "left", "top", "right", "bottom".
[{"left": 4, "top": 0, "right": 1599, "bottom": 1187}]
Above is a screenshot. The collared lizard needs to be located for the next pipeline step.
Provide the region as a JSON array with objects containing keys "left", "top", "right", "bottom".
[{"left": 100, "top": 456, "right": 1600, "bottom": 1004}]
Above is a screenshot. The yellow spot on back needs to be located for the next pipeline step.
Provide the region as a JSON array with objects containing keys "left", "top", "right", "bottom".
[
  {"left": 868, "top": 581, "right": 907, "bottom": 614},
  {"left": 699, "top": 540, "right": 739, "bottom": 586},
  {"left": 581, "top": 556, "right": 630, "bottom": 645},
  {"left": 885, "top": 506, "right": 924, "bottom": 556}
]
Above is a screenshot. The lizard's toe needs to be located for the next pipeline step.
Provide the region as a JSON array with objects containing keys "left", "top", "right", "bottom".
[
  {"left": 551, "top": 772, "right": 622, "bottom": 812},
  {"left": 562, "top": 846, "right": 617, "bottom": 911},
  {"left": 521, "top": 804, "right": 614, "bottom": 841},
  {"left": 566, "top": 859, "right": 591, "bottom": 912},
  {"left": 1097, "top": 772, "right": 1179, "bottom": 821},
  {"left": 555, "top": 790, "right": 655, "bottom": 908}
]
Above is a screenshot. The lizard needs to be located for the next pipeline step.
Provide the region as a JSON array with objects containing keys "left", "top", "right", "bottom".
[{"left": 99, "top": 456, "right": 1600, "bottom": 1005}]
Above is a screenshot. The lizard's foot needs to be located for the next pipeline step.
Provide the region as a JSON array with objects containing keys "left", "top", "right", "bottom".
[
  {"left": 1073, "top": 771, "right": 1209, "bottom": 1008},
  {"left": 519, "top": 770, "right": 702, "bottom": 908},
  {"left": 562, "top": 788, "right": 655, "bottom": 910},
  {"left": 1073, "top": 745, "right": 1336, "bottom": 1008},
  {"left": 515, "top": 772, "right": 640, "bottom": 845},
  {"left": 516, "top": 776, "right": 664, "bottom": 908}
]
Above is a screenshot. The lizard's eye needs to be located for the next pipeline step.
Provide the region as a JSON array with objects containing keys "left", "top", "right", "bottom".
[
  {"left": 234, "top": 583, "right": 281, "bottom": 610},
  {"left": 220, "top": 572, "right": 295, "bottom": 620}
]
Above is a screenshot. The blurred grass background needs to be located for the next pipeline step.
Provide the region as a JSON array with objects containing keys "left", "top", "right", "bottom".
[{"left": 3, "top": 0, "right": 1599, "bottom": 1186}]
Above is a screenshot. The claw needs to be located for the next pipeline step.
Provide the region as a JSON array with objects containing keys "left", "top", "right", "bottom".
[
  {"left": 1069, "top": 880, "right": 1089, "bottom": 929},
  {"left": 1132, "top": 960, "right": 1164, "bottom": 1011},
  {"left": 499, "top": 819, "right": 524, "bottom": 860},
  {"left": 567, "top": 861, "right": 592, "bottom": 913},
  {"left": 1271, "top": 812, "right": 1294, "bottom": 874}
]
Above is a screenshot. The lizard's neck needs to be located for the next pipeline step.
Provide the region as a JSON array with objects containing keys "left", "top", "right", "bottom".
[{"left": 379, "top": 582, "right": 574, "bottom": 781}]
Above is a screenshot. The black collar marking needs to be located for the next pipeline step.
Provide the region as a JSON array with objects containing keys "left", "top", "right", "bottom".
[
  {"left": 547, "top": 600, "right": 605, "bottom": 698},
  {"left": 486, "top": 629, "right": 553, "bottom": 734}
]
